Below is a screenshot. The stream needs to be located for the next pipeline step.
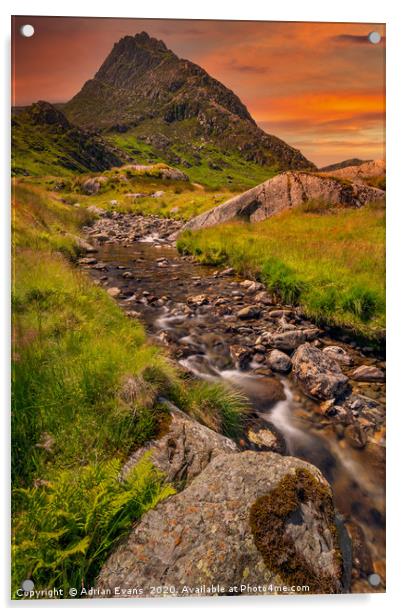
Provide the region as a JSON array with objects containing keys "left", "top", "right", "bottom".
[{"left": 81, "top": 217, "right": 386, "bottom": 593}]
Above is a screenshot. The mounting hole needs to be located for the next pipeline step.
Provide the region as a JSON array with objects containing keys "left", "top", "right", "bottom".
[
  {"left": 368, "top": 31, "right": 381, "bottom": 44},
  {"left": 22, "top": 579, "right": 34, "bottom": 592},
  {"left": 368, "top": 573, "right": 381, "bottom": 586},
  {"left": 20, "top": 24, "right": 35, "bottom": 38}
]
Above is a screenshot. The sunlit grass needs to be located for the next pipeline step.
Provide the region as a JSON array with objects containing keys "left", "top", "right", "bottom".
[{"left": 177, "top": 202, "right": 385, "bottom": 338}]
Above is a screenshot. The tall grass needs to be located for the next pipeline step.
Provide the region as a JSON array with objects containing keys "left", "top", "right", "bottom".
[
  {"left": 12, "top": 181, "right": 248, "bottom": 597},
  {"left": 177, "top": 202, "right": 385, "bottom": 338},
  {"left": 182, "top": 381, "right": 249, "bottom": 438}
]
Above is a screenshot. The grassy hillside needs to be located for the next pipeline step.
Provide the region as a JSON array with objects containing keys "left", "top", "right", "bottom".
[
  {"left": 177, "top": 201, "right": 385, "bottom": 340},
  {"left": 16, "top": 162, "right": 238, "bottom": 220},
  {"left": 11, "top": 102, "right": 127, "bottom": 177},
  {"left": 11, "top": 181, "right": 247, "bottom": 596},
  {"left": 109, "top": 126, "right": 279, "bottom": 190}
]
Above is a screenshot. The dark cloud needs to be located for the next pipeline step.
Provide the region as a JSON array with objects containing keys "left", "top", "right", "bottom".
[{"left": 225, "top": 60, "right": 268, "bottom": 74}]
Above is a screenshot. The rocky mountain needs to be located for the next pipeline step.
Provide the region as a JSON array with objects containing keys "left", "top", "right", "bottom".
[
  {"left": 319, "top": 159, "right": 370, "bottom": 172},
  {"left": 63, "top": 32, "right": 315, "bottom": 180},
  {"left": 177, "top": 171, "right": 385, "bottom": 234},
  {"left": 12, "top": 101, "right": 128, "bottom": 176}
]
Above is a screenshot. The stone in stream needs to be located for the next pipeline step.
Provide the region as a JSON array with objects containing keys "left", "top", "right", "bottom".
[
  {"left": 350, "top": 365, "right": 385, "bottom": 382},
  {"left": 187, "top": 293, "right": 209, "bottom": 306},
  {"left": 78, "top": 257, "right": 97, "bottom": 265},
  {"left": 292, "top": 343, "right": 349, "bottom": 401},
  {"left": 269, "top": 309, "right": 293, "bottom": 318},
  {"left": 107, "top": 287, "right": 121, "bottom": 298},
  {"left": 68, "top": 234, "right": 97, "bottom": 253},
  {"left": 97, "top": 451, "right": 346, "bottom": 596},
  {"left": 240, "top": 280, "right": 264, "bottom": 293},
  {"left": 343, "top": 424, "right": 368, "bottom": 449},
  {"left": 219, "top": 267, "right": 235, "bottom": 277},
  {"left": 259, "top": 329, "right": 307, "bottom": 352},
  {"left": 237, "top": 305, "right": 261, "bottom": 320},
  {"left": 268, "top": 349, "right": 292, "bottom": 373},
  {"left": 254, "top": 291, "right": 272, "bottom": 304},
  {"left": 230, "top": 345, "right": 253, "bottom": 369},
  {"left": 246, "top": 426, "right": 283, "bottom": 453},
  {"left": 323, "top": 346, "right": 353, "bottom": 366}
]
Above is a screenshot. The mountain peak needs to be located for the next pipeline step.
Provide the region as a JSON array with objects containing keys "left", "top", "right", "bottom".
[
  {"left": 94, "top": 32, "right": 171, "bottom": 86},
  {"left": 65, "top": 35, "right": 315, "bottom": 174},
  {"left": 113, "top": 32, "right": 168, "bottom": 54}
]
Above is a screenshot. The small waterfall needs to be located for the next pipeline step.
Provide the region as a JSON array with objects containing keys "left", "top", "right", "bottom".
[{"left": 266, "top": 381, "right": 315, "bottom": 453}]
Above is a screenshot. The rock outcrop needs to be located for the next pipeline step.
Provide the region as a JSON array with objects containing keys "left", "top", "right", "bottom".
[
  {"left": 97, "top": 451, "right": 345, "bottom": 596},
  {"left": 120, "top": 405, "right": 238, "bottom": 485},
  {"left": 319, "top": 159, "right": 370, "bottom": 172},
  {"left": 177, "top": 171, "right": 385, "bottom": 234},
  {"left": 320, "top": 159, "right": 385, "bottom": 185},
  {"left": 292, "top": 343, "right": 349, "bottom": 401}
]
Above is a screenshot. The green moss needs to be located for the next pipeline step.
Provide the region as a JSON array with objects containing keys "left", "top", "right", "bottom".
[{"left": 249, "top": 468, "right": 343, "bottom": 594}]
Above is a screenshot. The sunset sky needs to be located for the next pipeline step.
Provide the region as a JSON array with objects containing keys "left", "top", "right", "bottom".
[{"left": 12, "top": 16, "right": 385, "bottom": 167}]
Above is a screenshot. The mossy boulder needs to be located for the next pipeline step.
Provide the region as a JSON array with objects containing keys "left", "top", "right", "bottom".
[{"left": 97, "top": 451, "right": 346, "bottom": 596}]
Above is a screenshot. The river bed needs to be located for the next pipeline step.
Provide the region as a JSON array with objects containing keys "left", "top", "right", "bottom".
[{"left": 81, "top": 223, "right": 386, "bottom": 593}]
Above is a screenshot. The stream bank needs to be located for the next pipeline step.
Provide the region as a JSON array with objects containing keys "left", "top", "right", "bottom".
[{"left": 79, "top": 211, "right": 386, "bottom": 593}]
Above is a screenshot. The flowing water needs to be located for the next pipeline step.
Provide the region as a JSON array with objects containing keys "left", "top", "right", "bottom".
[{"left": 84, "top": 236, "right": 386, "bottom": 591}]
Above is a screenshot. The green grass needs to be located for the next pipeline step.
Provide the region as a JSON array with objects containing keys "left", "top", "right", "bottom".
[
  {"left": 11, "top": 104, "right": 124, "bottom": 177},
  {"left": 170, "top": 380, "right": 249, "bottom": 438},
  {"left": 177, "top": 202, "right": 385, "bottom": 339},
  {"left": 34, "top": 165, "right": 238, "bottom": 221},
  {"left": 109, "top": 130, "right": 277, "bottom": 190},
  {"left": 12, "top": 180, "right": 248, "bottom": 596}
]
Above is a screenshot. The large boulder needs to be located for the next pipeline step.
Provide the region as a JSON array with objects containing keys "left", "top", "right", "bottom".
[
  {"left": 292, "top": 343, "right": 349, "bottom": 400},
  {"left": 122, "top": 164, "right": 189, "bottom": 182},
  {"left": 97, "top": 451, "right": 346, "bottom": 596},
  {"left": 176, "top": 171, "right": 385, "bottom": 234},
  {"left": 120, "top": 405, "right": 238, "bottom": 485}
]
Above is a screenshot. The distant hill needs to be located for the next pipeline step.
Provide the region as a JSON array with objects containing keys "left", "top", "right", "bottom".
[
  {"left": 63, "top": 32, "right": 315, "bottom": 187},
  {"left": 319, "top": 159, "right": 371, "bottom": 172},
  {"left": 12, "top": 101, "right": 129, "bottom": 176},
  {"left": 319, "top": 159, "right": 385, "bottom": 190}
]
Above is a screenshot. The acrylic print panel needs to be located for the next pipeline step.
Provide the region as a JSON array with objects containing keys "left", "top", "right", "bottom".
[{"left": 11, "top": 16, "right": 385, "bottom": 600}]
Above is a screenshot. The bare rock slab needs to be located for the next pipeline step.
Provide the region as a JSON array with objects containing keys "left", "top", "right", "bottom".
[{"left": 178, "top": 171, "right": 385, "bottom": 234}]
